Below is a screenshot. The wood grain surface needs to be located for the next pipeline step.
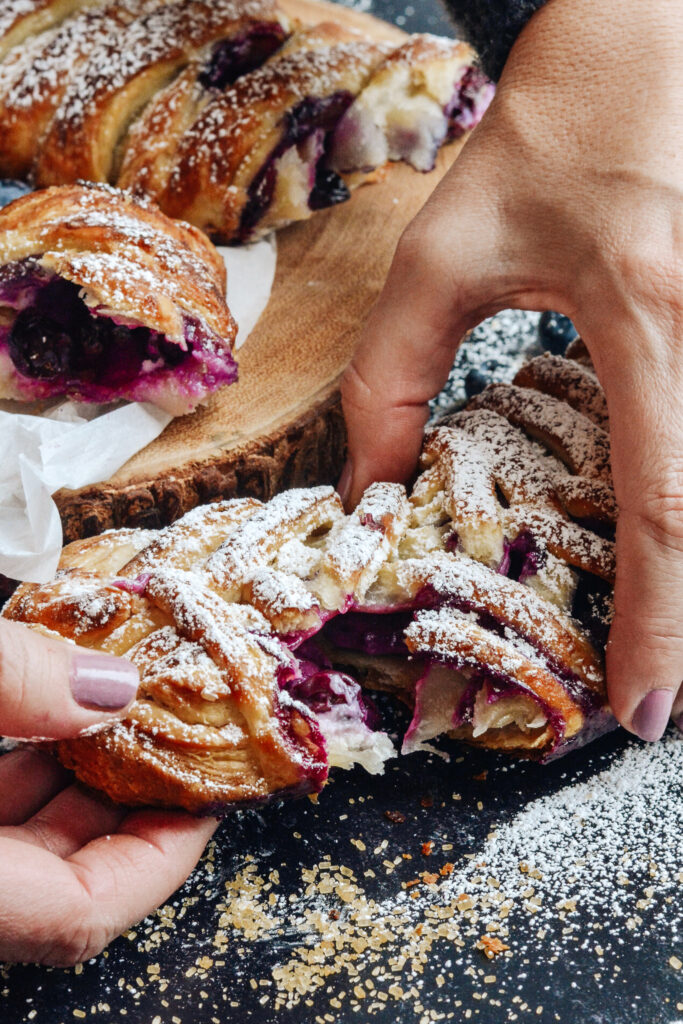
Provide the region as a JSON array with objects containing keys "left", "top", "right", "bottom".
[{"left": 55, "top": 0, "right": 466, "bottom": 541}]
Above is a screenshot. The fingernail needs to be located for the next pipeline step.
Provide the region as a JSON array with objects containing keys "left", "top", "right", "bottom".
[
  {"left": 631, "top": 689, "right": 673, "bottom": 742},
  {"left": 337, "top": 459, "right": 353, "bottom": 506},
  {"left": 70, "top": 653, "right": 139, "bottom": 711}
]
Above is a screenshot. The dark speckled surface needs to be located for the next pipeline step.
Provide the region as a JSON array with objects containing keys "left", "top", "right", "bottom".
[
  {"left": 1, "top": 719, "right": 681, "bottom": 1024},
  {"left": 1, "top": 3, "right": 682, "bottom": 1023}
]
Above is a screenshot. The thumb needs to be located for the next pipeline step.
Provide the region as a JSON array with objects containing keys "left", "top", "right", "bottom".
[
  {"left": 340, "top": 178, "right": 502, "bottom": 509},
  {"left": 0, "top": 620, "right": 139, "bottom": 740},
  {"left": 339, "top": 108, "right": 569, "bottom": 510}
]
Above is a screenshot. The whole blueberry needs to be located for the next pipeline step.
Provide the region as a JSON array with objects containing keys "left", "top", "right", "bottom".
[
  {"left": 8, "top": 309, "right": 73, "bottom": 379},
  {"left": 0, "top": 180, "right": 32, "bottom": 209},
  {"left": 464, "top": 361, "right": 498, "bottom": 399},
  {"left": 538, "top": 310, "right": 578, "bottom": 355}
]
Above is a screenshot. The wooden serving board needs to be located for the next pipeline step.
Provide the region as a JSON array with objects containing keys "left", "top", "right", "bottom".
[{"left": 55, "top": 0, "right": 466, "bottom": 541}]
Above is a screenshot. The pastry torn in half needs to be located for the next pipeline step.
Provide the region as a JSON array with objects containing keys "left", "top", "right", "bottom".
[
  {"left": 33, "top": 0, "right": 291, "bottom": 187},
  {"left": 4, "top": 494, "right": 399, "bottom": 812},
  {"left": 330, "top": 33, "right": 495, "bottom": 176},
  {"left": 0, "top": 183, "right": 237, "bottom": 413},
  {"left": 4, "top": 347, "right": 617, "bottom": 812}
]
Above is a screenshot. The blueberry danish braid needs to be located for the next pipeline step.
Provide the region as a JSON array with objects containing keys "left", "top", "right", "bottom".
[
  {"left": 120, "top": 25, "right": 493, "bottom": 242},
  {"left": 3, "top": 348, "right": 617, "bottom": 812}
]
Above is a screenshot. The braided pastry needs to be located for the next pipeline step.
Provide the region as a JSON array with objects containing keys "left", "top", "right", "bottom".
[
  {"left": 0, "top": 182, "right": 237, "bottom": 412},
  {"left": 3, "top": 347, "right": 617, "bottom": 812},
  {"left": 0, "top": 0, "right": 493, "bottom": 243}
]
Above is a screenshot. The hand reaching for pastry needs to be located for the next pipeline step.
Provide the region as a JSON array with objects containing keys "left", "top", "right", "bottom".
[
  {"left": 340, "top": 0, "right": 683, "bottom": 742},
  {"left": 0, "top": 621, "right": 217, "bottom": 965}
]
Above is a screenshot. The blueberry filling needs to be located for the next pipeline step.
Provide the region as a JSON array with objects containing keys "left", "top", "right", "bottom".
[
  {"left": 286, "top": 661, "right": 381, "bottom": 731},
  {"left": 199, "top": 25, "right": 287, "bottom": 90},
  {"left": 0, "top": 267, "right": 238, "bottom": 400},
  {"left": 309, "top": 165, "right": 350, "bottom": 211},
  {"left": 324, "top": 610, "right": 417, "bottom": 657},
  {"left": 498, "top": 530, "right": 545, "bottom": 582},
  {"left": 6, "top": 276, "right": 184, "bottom": 387},
  {"left": 571, "top": 569, "right": 614, "bottom": 651},
  {"left": 445, "top": 66, "right": 494, "bottom": 138},
  {"left": 239, "top": 91, "right": 353, "bottom": 240}
]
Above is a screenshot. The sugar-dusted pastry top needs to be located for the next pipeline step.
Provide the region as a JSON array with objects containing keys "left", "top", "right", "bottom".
[
  {"left": 3, "top": 347, "right": 617, "bottom": 813},
  {"left": 0, "top": 0, "right": 493, "bottom": 242},
  {"left": 0, "top": 182, "right": 238, "bottom": 413}
]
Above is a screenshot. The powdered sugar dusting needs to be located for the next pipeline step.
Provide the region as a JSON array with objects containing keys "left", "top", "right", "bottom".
[{"left": 102, "top": 730, "right": 682, "bottom": 1022}]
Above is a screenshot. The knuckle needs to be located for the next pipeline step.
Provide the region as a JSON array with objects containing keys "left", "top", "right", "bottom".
[
  {"left": 606, "top": 224, "right": 683, "bottom": 307},
  {"left": 41, "top": 924, "right": 102, "bottom": 967},
  {"left": 632, "top": 486, "right": 683, "bottom": 549},
  {"left": 393, "top": 216, "right": 449, "bottom": 282},
  {"left": 37, "top": 888, "right": 108, "bottom": 966},
  {"left": 340, "top": 360, "right": 372, "bottom": 409}
]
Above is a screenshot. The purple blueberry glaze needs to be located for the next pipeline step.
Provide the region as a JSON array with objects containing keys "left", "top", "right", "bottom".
[
  {"left": 446, "top": 66, "right": 495, "bottom": 138},
  {"left": 570, "top": 568, "right": 614, "bottom": 651},
  {"left": 111, "top": 574, "right": 151, "bottom": 596},
  {"left": 497, "top": 530, "right": 545, "bottom": 583},
  {"left": 199, "top": 24, "right": 287, "bottom": 90},
  {"left": 286, "top": 660, "right": 381, "bottom": 731},
  {"left": 358, "top": 512, "right": 383, "bottom": 531},
  {"left": 445, "top": 530, "right": 459, "bottom": 553},
  {"left": 0, "top": 265, "right": 237, "bottom": 403},
  {"left": 239, "top": 91, "right": 353, "bottom": 241},
  {"left": 323, "top": 610, "right": 416, "bottom": 657}
]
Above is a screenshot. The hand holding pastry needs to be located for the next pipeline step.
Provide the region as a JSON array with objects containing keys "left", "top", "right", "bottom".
[
  {"left": 341, "top": 0, "right": 683, "bottom": 741},
  {"left": 0, "top": 620, "right": 217, "bottom": 965}
]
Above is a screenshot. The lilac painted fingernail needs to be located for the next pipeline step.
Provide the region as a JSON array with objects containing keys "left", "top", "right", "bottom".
[
  {"left": 70, "top": 653, "right": 139, "bottom": 711},
  {"left": 631, "top": 689, "right": 673, "bottom": 742}
]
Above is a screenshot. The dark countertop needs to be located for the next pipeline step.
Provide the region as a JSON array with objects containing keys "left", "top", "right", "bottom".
[{"left": 2, "top": 719, "right": 682, "bottom": 1024}]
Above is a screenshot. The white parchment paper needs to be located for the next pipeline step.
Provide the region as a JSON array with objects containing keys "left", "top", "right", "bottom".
[{"left": 0, "top": 238, "right": 277, "bottom": 584}]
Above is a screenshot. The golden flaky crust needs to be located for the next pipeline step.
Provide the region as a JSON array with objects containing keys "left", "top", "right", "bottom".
[
  {"left": 3, "top": 349, "right": 617, "bottom": 811},
  {"left": 34, "top": 0, "right": 290, "bottom": 187},
  {"left": 0, "top": 1, "right": 160, "bottom": 181},
  {"left": 0, "top": 183, "right": 237, "bottom": 413},
  {"left": 0, "top": 0, "right": 100, "bottom": 62}
]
